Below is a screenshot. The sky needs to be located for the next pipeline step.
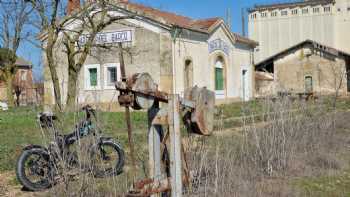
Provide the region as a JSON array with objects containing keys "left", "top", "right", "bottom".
[{"left": 16, "top": 0, "right": 288, "bottom": 82}]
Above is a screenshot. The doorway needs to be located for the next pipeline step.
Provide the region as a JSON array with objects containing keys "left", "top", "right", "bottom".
[
  {"left": 242, "top": 69, "right": 249, "bottom": 101},
  {"left": 215, "top": 56, "right": 225, "bottom": 99},
  {"left": 305, "top": 76, "right": 313, "bottom": 93},
  {"left": 184, "top": 59, "right": 193, "bottom": 91}
]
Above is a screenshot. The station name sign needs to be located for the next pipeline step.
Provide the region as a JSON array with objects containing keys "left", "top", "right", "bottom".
[
  {"left": 79, "top": 30, "right": 133, "bottom": 45},
  {"left": 209, "top": 39, "right": 230, "bottom": 55}
]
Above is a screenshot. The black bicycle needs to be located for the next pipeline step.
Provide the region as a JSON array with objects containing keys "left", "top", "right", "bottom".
[{"left": 15, "top": 105, "right": 125, "bottom": 191}]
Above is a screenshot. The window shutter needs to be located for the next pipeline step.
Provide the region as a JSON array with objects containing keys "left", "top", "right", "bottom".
[
  {"left": 215, "top": 68, "right": 224, "bottom": 90},
  {"left": 89, "top": 68, "right": 97, "bottom": 86}
]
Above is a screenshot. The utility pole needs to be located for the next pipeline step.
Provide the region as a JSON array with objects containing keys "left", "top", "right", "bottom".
[
  {"left": 226, "top": 8, "right": 232, "bottom": 30},
  {"left": 242, "top": 8, "right": 246, "bottom": 36}
]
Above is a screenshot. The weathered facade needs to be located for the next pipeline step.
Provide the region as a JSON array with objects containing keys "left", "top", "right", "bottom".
[
  {"left": 43, "top": 1, "right": 258, "bottom": 110},
  {"left": 248, "top": 0, "right": 350, "bottom": 63},
  {"left": 0, "top": 57, "right": 36, "bottom": 105},
  {"left": 255, "top": 40, "right": 350, "bottom": 96}
]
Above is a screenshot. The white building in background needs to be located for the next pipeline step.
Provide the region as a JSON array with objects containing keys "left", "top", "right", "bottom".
[
  {"left": 248, "top": 0, "right": 350, "bottom": 63},
  {"left": 43, "top": 0, "right": 258, "bottom": 110}
]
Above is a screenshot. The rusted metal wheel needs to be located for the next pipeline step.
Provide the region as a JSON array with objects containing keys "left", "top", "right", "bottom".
[
  {"left": 184, "top": 86, "right": 215, "bottom": 135},
  {"left": 128, "top": 73, "right": 157, "bottom": 110}
]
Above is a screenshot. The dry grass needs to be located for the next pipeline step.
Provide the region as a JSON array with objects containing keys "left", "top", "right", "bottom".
[
  {"left": 185, "top": 97, "right": 350, "bottom": 197},
  {"left": 2, "top": 97, "right": 350, "bottom": 196}
]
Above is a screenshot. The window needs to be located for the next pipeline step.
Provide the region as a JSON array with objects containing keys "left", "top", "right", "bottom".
[
  {"left": 107, "top": 67, "right": 117, "bottom": 84},
  {"left": 261, "top": 12, "right": 267, "bottom": 17},
  {"left": 84, "top": 64, "right": 101, "bottom": 90},
  {"left": 21, "top": 71, "right": 27, "bottom": 81},
  {"left": 302, "top": 8, "right": 309, "bottom": 14},
  {"left": 104, "top": 63, "right": 121, "bottom": 89},
  {"left": 281, "top": 10, "right": 288, "bottom": 16},
  {"left": 313, "top": 7, "right": 320, "bottom": 13},
  {"left": 271, "top": 11, "right": 277, "bottom": 17},
  {"left": 292, "top": 9, "right": 298, "bottom": 15},
  {"left": 89, "top": 68, "right": 97, "bottom": 86},
  {"left": 251, "top": 13, "right": 257, "bottom": 19},
  {"left": 184, "top": 60, "right": 193, "bottom": 90},
  {"left": 214, "top": 57, "right": 224, "bottom": 97},
  {"left": 305, "top": 76, "right": 313, "bottom": 93},
  {"left": 324, "top": 6, "right": 331, "bottom": 12}
]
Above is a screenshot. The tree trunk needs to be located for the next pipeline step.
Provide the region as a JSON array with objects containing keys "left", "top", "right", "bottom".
[
  {"left": 5, "top": 75, "right": 15, "bottom": 107},
  {"left": 66, "top": 66, "right": 78, "bottom": 109},
  {"left": 46, "top": 44, "right": 63, "bottom": 111}
]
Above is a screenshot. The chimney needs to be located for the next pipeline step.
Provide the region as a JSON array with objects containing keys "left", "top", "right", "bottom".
[{"left": 67, "top": 0, "right": 81, "bottom": 15}]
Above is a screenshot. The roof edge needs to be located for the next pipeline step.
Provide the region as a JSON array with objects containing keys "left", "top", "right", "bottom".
[{"left": 255, "top": 39, "right": 350, "bottom": 68}]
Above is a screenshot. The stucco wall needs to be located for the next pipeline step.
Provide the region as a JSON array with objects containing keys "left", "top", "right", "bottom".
[
  {"left": 43, "top": 17, "right": 255, "bottom": 109},
  {"left": 248, "top": 1, "right": 345, "bottom": 63},
  {"left": 274, "top": 48, "right": 348, "bottom": 95},
  {"left": 43, "top": 20, "right": 172, "bottom": 109},
  {"left": 173, "top": 25, "right": 253, "bottom": 103},
  {"left": 335, "top": 0, "right": 350, "bottom": 54}
]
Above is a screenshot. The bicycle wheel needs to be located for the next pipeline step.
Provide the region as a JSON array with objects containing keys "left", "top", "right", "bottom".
[
  {"left": 16, "top": 148, "right": 55, "bottom": 191},
  {"left": 90, "top": 139, "right": 125, "bottom": 178}
]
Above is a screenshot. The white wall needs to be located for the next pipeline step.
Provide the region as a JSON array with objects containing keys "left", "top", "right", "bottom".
[
  {"left": 249, "top": 3, "right": 336, "bottom": 63},
  {"left": 173, "top": 25, "right": 253, "bottom": 101}
]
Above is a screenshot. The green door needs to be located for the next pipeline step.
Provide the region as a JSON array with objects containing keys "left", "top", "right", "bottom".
[{"left": 215, "top": 67, "right": 224, "bottom": 90}]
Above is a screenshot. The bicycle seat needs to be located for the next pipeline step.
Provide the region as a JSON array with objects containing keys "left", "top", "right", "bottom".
[{"left": 38, "top": 112, "right": 57, "bottom": 128}]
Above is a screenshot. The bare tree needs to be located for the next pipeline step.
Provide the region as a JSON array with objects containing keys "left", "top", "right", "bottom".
[
  {"left": 26, "top": 0, "right": 134, "bottom": 110},
  {"left": 13, "top": 73, "right": 26, "bottom": 106},
  {"left": 61, "top": 1, "right": 135, "bottom": 108},
  {"left": 317, "top": 62, "right": 348, "bottom": 109},
  {"left": 0, "top": 0, "right": 32, "bottom": 106}
]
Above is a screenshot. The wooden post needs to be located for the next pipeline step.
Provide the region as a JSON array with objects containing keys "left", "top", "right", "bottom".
[
  {"left": 148, "top": 105, "right": 162, "bottom": 197},
  {"left": 168, "top": 94, "right": 182, "bottom": 197}
]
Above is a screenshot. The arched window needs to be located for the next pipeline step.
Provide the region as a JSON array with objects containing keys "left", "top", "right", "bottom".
[
  {"left": 215, "top": 56, "right": 224, "bottom": 91},
  {"left": 184, "top": 59, "right": 193, "bottom": 90}
]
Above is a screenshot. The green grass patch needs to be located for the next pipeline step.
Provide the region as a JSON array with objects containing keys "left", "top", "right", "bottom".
[
  {"left": 0, "top": 106, "right": 149, "bottom": 172},
  {"left": 217, "top": 100, "right": 263, "bottom": 119},
  {"left": 294, "top": 170, "right": 350, "bottom": 197}
]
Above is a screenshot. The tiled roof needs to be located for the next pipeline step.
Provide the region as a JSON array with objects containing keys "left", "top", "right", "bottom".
[
  {"left": 190, "top": 17, "right": 221, "bottom": 31},
  {"left": 15, "top": 57, "right": 32, "bottom": 68},
  {"left": 121, "top": 1, "right": 258, "bottom": 47},
  {"left": 255, "top": 39, "right": 350, "bottom": 68},
  {"left": 249, "top": 0, "right": 335, "bottom": 12},
  {"left": 233, "top": 33, "right": 259, "bottom": 47},
  {"left": 124, "top": 2, "right": 195, "bottom": 30}
]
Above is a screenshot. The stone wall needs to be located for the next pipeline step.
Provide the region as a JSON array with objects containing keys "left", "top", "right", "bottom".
[{"left": 274, "top": 48, "right": 348, "bottom": 95}]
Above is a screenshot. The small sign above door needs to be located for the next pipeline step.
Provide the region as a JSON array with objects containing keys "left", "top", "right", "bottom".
[{"left": 209, "top": 39, "right": 230, "bottom": 55}]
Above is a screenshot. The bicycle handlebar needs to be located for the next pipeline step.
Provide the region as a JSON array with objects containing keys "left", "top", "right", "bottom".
[{"left": 81, "top": 105, "right": 96, "bottom": 119}]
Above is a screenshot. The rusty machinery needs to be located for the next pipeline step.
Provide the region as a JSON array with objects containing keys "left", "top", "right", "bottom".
[{"left": 115, "top": 73, "right": 215, "bottom": 197}]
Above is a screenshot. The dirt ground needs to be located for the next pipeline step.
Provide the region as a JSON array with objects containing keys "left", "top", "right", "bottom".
[{"left": 0, "top": 172, "right": 43, "bottom": 197}]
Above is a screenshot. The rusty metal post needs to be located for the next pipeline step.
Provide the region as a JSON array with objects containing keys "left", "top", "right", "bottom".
[
  {"left": 168, "top": 94, "right": 182, "bottom": 197},
  {"left": 118, "top": 43, "right": 137, "bottom": 181}
]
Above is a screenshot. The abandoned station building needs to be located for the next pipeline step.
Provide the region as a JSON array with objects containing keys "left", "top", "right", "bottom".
[
  {"left": 248, "top": 0, "right": 350, "bottom": 96},
  {"left": 255, "top": 40, "right": 350, "bottom": 96},
  {"left": 43, "top": 0, "right": 258, "bottom": 109}
]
